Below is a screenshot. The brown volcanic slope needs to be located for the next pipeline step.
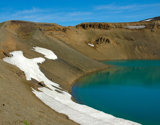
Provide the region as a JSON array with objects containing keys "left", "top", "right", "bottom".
[
  {"left": 0, "top": 20, "right": 160, "bottom": 125},
  {"left": 65, "top": 21, "right": 160, "bottom": 60}
]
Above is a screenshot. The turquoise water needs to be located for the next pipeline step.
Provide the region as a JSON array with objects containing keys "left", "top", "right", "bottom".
[{"left": 71, "top": 60, "right": 160, "bottom": 125}]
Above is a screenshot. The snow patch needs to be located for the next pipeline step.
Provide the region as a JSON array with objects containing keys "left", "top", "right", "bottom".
[
  {"left": 144, "top": 19, "right": 152, "bottom": 21},
  {"left": 3, "top": 51, "right": 59, "bottom": 88},
  {"left": 3, "top": 49, "right": 141, "bottom": 125},
  {"left": 88, "top": 43, "right": 94, "bottom": 47},
  {"left": 124, "top": 25, "right": 146, "bottom": 29},
  {"left": 33, "top": 47, "right": 57, "bottom": 60}
]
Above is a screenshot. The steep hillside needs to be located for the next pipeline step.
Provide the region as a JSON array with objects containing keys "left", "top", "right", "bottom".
[
  {"left": 0, "top": 21, "right": 106, "bottom": 89},
  {"left": 0, "top": 21, "right": 106, "bottom": 125}
]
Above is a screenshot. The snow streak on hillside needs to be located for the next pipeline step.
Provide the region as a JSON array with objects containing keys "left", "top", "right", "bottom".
[
  {"left": 33, "top": 47, "right": 57, "bottom": 60},
  {"left": 124, "top": 25, "right": 146, "bottom": 29}
]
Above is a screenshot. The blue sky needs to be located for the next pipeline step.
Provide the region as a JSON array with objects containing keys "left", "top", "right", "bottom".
[{"left": 0, "top": 0, "right": 160, "bottom": 26}]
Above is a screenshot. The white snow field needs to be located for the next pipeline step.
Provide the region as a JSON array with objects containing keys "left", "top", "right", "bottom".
[
  {"left": 3, "top": 47, "right": 141, "bottom": 125},
  {"left": 124, "top": 25, "right": 146, "bottom": 29},
  {"left": 33, "top": 47, "right": 57, "bottom": 60}
]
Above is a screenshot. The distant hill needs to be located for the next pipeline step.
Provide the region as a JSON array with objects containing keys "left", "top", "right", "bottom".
[{"left": 141, "top": 16, "right": 160, "bottom": 21}]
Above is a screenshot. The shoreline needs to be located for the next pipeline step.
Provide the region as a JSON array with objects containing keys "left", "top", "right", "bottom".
[
  {"left": 68, "top": 64, "right": 109, "bottom": 104},
  {"left": 68, "top": 64, "right": 109, "bottom": 93}
]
